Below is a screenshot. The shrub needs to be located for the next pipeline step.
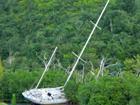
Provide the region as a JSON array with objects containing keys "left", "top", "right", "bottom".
[
  {"left": 68, "top": 73, "right": 140, "bottom": 105},
  {"left": 65, "top": 80, "right": 79, "bottom": 103},
  {"left": 88, "top": 77, "right": 129, "bottom": 105},
  {"left": 0, "top": 69, "right": 67, "bottom": 102},
  {"left": 0, "top": 59, "right": 4, "bottom": 79},
  {"left": 0, "top": 102, "right": 8, "bottom": 105},
  {"left": 123, "top": 72, "right": 140, "bottom": 105},
  {"left": 77, "top": 82, "right": 92, "bottom": 105},
  {"left": 11, "top": 94, "right": 16, "bottom": 105}
]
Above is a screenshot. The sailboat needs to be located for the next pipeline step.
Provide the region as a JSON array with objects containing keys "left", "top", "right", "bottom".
[
  {"left": 22, "top": 0, "right": 110, "bottom": 104},
  {"left": 22, "top": 47, "right": 68, "bottom": 104}
]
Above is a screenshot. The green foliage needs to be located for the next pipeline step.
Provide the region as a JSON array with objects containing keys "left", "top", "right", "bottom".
[
  {"left": 0, "top": 0, "right": 139, "bottom": 71},
  {"left": 116, "top": 0, "right": 136, "bottom": 13},
  {"left": 77, "top": 82, "right": 92, "bottom": 105},
  {"left": 11, "top": 94, "right": 16, "bottom": 105},
  {"left": 65, "top": 73, "right": 140, "bottom": 105},
  {"left": 123, "top": 72, "right": 140, "bottom": 105},
  {"left": 0, "top": 102, "right": 8, "bottom": 105},
  {"left": 0, "top": 70, "right": 67, "bottom": 102},
  {"left": 77, "top": 77, "right": 128, "bottom": 105},
  {"left": 65, "top": 79, "right": 79, "bottom": 103},
  {"left": 0, "top": 59, "right": 4, "bottom": 79},
  {"left": 0, "top": 0, "right": 140, "bottom": 104},
  {"left": 1, "top": 70, "right": 140, "bottom": 104},
  {"left": 124, "top": 55, "right": 140, "bottom": 74}
]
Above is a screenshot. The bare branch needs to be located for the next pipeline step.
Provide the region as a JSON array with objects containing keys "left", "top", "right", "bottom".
[
  {"left": 96, "top": 58, "right": 105, "bottom": 80},
  {"left": 90, "top": 71, "right": 95, "bottom": 76}
]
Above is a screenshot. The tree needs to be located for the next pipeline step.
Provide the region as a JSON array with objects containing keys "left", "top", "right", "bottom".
[{"left": 116, "top": 0, "right": 136, "bottom": 13}]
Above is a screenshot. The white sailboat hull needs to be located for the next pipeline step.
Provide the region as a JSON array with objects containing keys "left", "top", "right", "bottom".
[{"left": 22, "top": 87, "right": 68, "bottom": 105}]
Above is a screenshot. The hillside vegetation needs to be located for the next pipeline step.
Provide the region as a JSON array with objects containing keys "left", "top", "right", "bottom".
[
  {"left": 0, "top": 0, "right": 140, "bottom": 70},
  {"left": 0, "top": 0, "right": 140, "bottom": 104}
]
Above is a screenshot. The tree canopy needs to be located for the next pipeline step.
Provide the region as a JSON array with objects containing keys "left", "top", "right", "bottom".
[{"left": 0, "top": 0, "right": 139, "bottom": 72}]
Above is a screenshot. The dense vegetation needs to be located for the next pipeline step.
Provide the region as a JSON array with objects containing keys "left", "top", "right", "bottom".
[
  {"left": 0, "top": 0, "right": 140, "bottom": 70},
  {"left": 0, "top": 70, "right": 140, "bottom": 105},
  {"left": 0, "top": 0, "right": 140, "bottom": 104},
  {"left": 65, "top": 72, "right": 140, "bottom": 105},
  {"left": 0, "top": 70, "right": 67, "bottom": 102}
]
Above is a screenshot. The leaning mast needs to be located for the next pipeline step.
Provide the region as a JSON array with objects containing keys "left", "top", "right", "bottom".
[{"left": 64, "top": 0, "right": 110, "bottom": 87}]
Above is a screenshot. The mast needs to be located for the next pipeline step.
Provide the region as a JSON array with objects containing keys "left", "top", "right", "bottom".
[
  {"left": 35, "top": 47, "right": 58, "bottom": 88},
  {"left": 64, "top": 0, "right": 110, "bottom": 87}
]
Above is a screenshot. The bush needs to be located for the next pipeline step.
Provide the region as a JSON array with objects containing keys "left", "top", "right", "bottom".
[
  {"left": 1, "top": 69, "right": 140, "bottom": 105},
  {"left": 11, "top": 94, "right": 16, "bottom": 105},
  {"left": 123, "top": 72, "right": 140, "bottom": 105},
  {"left": 65, "top": 80, "right": 79, "bottom": 103},
  {"left": 67, "top": 73, "right": 140, "bottom": 105},
  {"left": 77, "top": 82, "right": 92, "bottom": 105},
  {"left": 88, "top": 77, "right": 128, "bottom": 105},
  {"left": 0, "top": 69, "right": 67, "bottom": 102},
  {"left": 0, "top": 102, "right": 8, "bottom": 105},
  {"left": 0, "top": 59, "right": 4, "bottom": 79},
  {"left": 77, "top": 77, "right": 127, "bottom": 105}
]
